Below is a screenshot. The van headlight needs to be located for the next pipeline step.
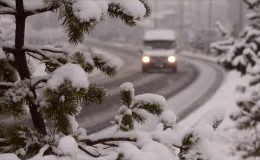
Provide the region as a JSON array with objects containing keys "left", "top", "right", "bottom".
[
  {"left": 168, "top": 56, "right": 176, "bottom": 63},
  {"left": 142, "top": 56, "right": 150, "bottom": 63}
]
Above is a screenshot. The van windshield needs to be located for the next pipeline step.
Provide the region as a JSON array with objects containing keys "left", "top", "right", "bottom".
[{"left": 144, "top": 40, "right": 176, "bottom": 49}]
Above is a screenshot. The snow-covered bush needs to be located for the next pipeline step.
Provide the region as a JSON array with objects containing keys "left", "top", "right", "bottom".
[
  {"left": 0, "top": 0, "right": 225, "bottom": 160},
  {"left": 211, "top": 0, "right": 260, "bottom": 158}
]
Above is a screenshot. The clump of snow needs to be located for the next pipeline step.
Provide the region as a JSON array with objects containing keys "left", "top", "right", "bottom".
[
  {"left": 125, "top": 109, "right": 132, "bottom": 115},
  {"left": 118, "top": 105, "right": 128, "bottom": 114},
  {"left": 0, "top": 48, "right": 6, "bottom": 60},
  {"left": 132, "top": 94, "right": 166, "bottom": 109},
  {"left": 120, "top": 82, "right": 135, "bottom": 97},
  {"left": 74, "top": 128, "right": 87, "bottom": 140},
  {"left": 160, "top": 110, "right": 177, "bottom": 127},
  {"left": 119, "top": 140, "right": 174, "bottom": 160},
  {"left": 0, "top": 154, "right": 20, "bottom": 160},
  {"left": 47, "top": 63, "right": 89, "bottom": 90},
  {"left": 72, "top": 0, "right": 103, "bottom": 22},
  {"left": 57, "top": 136, "right": 78, "bottom": 158},
  {"left": 67, "top": 115, "right": 79, "bottom": 133},
  {"left": 151, "top": 129, "right": 182, "bottom": 147},
  {"left": 96, "top": 0, "right": 109, "bottom": 13},
  {"left": 120, "top": 82, "right": 134, "bottom": 92},
  {"left": 5, "top": 83, "right": 33, "bottom": 103},
  {"left": 111, "top": 0, "right": 146, "bottom": 18},
  {"left": 59, "top": 95, "right": 65, "bottom": 102}
]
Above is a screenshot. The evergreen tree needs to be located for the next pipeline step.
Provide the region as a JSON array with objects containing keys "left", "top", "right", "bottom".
[
  {"left": 211, "top": 0, "right": 260, "bottom": 158},
  {"left": 0, "top": 1, "right": 223, "bottom": 160}
]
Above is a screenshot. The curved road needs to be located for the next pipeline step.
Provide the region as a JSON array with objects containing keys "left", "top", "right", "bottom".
[{"left": 78, "top": 41, "right": 225, "bottom": 133}]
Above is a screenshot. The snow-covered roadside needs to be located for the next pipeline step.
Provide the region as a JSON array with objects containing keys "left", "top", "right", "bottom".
[
  {"left": 178, "top": 71, "right": 247, "bottom": 159},
  {"left": 178, "top": 71, "right": 242, "bottom": 129}
]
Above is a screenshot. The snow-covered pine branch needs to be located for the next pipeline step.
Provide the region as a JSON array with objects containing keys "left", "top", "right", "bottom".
[{"left": 211, "top": 0, "right": 260, "bottom": 159}]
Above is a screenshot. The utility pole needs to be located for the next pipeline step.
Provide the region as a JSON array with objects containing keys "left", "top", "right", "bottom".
[
  {"left": 208, "top": 0, "right": 213, "bottom": 31},
  {"left": 179, "top": 0, "right": 184, "bottom": 45},
  {"left": 238, "top": 0, "right": 243, "bottom": 31}
]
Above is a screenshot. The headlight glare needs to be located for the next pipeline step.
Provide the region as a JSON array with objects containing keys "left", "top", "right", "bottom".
[
  {"left": 142, "top": 56, "right": 150, "bottom": 63},
  {"left": 168, "top": 56, "right": 176, "bottom": 63}
]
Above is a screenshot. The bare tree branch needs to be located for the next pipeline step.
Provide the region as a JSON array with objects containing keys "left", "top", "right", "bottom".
[
  {"left": 80, "top": 137, "right": 136, "bottom": 146},
  {"left": 2, "top": 45, "right": 64, "bottom": 66},
  {"left": 23, "top": 47, "right": 64, "bottom": 66},
  {"left": 41, "top": 46, "right": 69, "bottom": 56},
  {"left": 26, "top": 52, "right": 42, "bottom": 61},
  {"left": 79, "top": 136, "right": 182, "bottom": 151}
]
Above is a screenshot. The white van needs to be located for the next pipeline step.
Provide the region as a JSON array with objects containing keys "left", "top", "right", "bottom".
[{"left": 141, "top": 29, "right": 177, "bottom": 72}]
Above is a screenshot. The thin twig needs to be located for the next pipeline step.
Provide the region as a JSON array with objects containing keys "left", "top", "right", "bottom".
[
  {"left": 78, "top": 145, "right": 100, "bottom": 158},
  {"left": 25, "top": 5, "right": 58, "bottom": 17}
]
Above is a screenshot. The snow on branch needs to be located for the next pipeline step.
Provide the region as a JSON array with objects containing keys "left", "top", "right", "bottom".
[
  {"left": 80, "top": 137, "right": 136, "bottom": 146},
  {"left": 31, "top": 75, "right": 51, "bottom": 89},
  {"left": 25, "top": 5, "right": 58, "bottom": 17},
  {"left": 0, "top": 0, "right": 15, "bottom": 9},
  {"left": 23, "top": 45, "right": 67, "bottom": 59},
  {"left": 2, "top": 43, "right": 66, "bottom": 66},
  {"left": 215, "top": 21, "right": 229, "bottom": 37}
]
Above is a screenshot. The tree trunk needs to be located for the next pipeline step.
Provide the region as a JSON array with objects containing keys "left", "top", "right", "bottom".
[{"left": 14, "top": 0, "right": 47, "bottom": 135}]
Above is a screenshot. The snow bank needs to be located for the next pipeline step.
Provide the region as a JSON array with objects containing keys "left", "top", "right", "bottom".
[
  {"left": 178, "top": 71, "right": 241, "bottom": 129},
  {"left": 178, "top": 71, "right": 246, "bottom": 159}
]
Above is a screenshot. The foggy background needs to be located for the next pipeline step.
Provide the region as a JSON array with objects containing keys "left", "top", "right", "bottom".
[{"left": 0, "top": 0, "right": 247, "bottom": 53}]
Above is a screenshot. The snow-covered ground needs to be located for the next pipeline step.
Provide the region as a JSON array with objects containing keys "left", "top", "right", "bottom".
[{"left": 179, "top": 71, "right": 241, "bottom": 128}]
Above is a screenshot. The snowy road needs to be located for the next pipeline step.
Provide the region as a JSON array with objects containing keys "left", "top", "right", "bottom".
[{"left": 77, "top": 41, "right": 225, "bottom": 133}]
